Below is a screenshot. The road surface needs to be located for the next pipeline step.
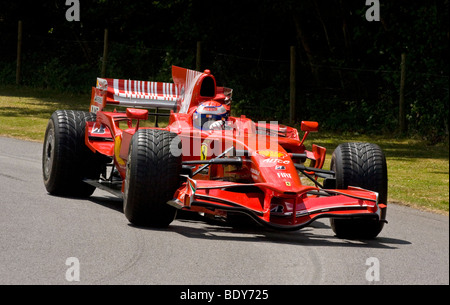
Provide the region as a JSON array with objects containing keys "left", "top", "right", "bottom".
[{"left": 0, "top": 136, "right": 448, "bottom": 285}]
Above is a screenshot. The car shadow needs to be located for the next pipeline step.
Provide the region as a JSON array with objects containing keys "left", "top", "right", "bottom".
[
  {"left": 141, "top": 210, "right": 410, "bottom": 250},
  {"left": 88, "top": 194, "right": 123, "bottom": 212},
  {"left": 174, "top": 222, "right": 408, "bottom": 250},
  {"left": 87, "top": 194, "right": 410, "bottom": 250}
]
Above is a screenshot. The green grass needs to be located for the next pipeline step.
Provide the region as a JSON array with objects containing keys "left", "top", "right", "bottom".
[
  {"left": 0, "top": 85, "right": 90, "bottom": 141},
  {"left": 305, "top": 132, "right": 449, "bottom": 214},
  {"left": 1, "top": 85, "right": 448, "bottom": 215}
]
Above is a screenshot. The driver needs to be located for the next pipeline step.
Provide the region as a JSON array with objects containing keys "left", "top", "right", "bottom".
[{"left": 193, "top": 101, "right": 229, "bottom": 130}]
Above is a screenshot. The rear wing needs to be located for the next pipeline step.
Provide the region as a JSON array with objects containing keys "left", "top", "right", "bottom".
[
  {"left": 90, "top": 66, "right": 233, "bottom": 114},
  {"left": 90, "top": 78, "right": 179, "bottom": 113}
]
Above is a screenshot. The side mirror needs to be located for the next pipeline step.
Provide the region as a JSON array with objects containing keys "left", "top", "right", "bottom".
[
  {"left": 126, "top": 108, "right": 148, "bottom": 131},
  {"left": 126, "top": 108, "right": 148, "bottom": 120},
  {"left": 300, "top": 121, "right": 319, "bottom": 132},
  {"left": 299, "top": 121, "right": 318, "bottom": 145}
]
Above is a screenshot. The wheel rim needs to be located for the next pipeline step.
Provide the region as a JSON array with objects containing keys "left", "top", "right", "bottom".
[
  {"left": 43, "top": 127, "right": 55, "bottom": 180},
  {"left": 123, "top": 143, "right": 132, "bottom": 211}
]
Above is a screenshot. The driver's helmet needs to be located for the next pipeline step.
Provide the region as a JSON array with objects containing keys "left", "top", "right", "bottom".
[{"left": 193, "top": 101, "right": 228, "bottom": 130}]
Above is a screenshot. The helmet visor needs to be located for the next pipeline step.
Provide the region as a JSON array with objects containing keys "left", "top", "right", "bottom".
[{"left": 193, "top": 113, "right": 227, "bottom": 130}]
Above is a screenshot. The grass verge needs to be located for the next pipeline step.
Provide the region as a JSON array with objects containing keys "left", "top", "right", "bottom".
[
  {"left": 307, "top": 132, "right": 449, "bottom": 215},
  {"left": 0, "top": 85, "right": 90, "bottom": 141},
  {"left": 1, "top": 85, "right": 448, "bottom": 215}
]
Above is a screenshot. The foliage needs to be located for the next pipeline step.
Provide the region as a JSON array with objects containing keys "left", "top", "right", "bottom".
[{"left": 0, "top": 0, "right": 448, "bottom": 142}]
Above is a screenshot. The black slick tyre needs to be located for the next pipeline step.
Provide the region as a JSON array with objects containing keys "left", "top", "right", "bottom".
[
  {"left": 42, "top": 110, "right": 102, "bottom": 197},
  {"left": 123, "top": 129, "right": 181, "bottom": 227},
  {"left": 330, "top": 142, "right": 388, "bottom": 239}
]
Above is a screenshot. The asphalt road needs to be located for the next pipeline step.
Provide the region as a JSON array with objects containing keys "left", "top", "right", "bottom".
[{"left": 0, "top": 136, "right": 448, "bottom": 285}]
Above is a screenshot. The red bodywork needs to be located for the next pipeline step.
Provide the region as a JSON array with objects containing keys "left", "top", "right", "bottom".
[{"left": 85, "top": 66, "right": 384, "bottom": 230}]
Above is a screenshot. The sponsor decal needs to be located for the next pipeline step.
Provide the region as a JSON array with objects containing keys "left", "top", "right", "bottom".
[
  {"left": 275, "top": 165, "right": 286, "bottom": 170},
  {"left": 90, "top": 105, "right": 99, "bottom": 113},
  {"left": 96, "top": 78, "right": 108, "bottom": 90},
  {"left": 250, "top": 168, "right": 260, "bottom": 176},
  {"left": 94, "top": 95, "right": 104, "bottom": 104},
  {"left": 250, "top": 168, "right": 260, "bottom": 181},
  {"left": 262, "top": 158, "right": 290, "bottom": 165},
  {"left": 277, "top": 172, "right": 292, "bottom": 179},
  {"left": 285, "top": 181, "right": 291, "bottom": 186},
  {"left": 256, "top": 150, "right": 287, "bottom": 158},
  {"left": 184, "top": 178, "right": 197, "bottom": 207},
  {"left": 92, "top": 123, "right": 106, "bottom": 134},
  {"left": 114, "top": 136, "right": 126, "bottom": 166},
  {"left": 270, "top": 205, "right": 284, "bottom": 213}
]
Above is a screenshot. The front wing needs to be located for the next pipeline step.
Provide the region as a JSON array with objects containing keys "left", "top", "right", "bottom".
[{"left": 168, "top": 178, "right": 383, "bottom": 231}]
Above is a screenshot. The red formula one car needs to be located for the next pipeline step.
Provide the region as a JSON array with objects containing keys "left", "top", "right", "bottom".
[{"left": 42, "top": 66, "right": 388, "bottom": 239}]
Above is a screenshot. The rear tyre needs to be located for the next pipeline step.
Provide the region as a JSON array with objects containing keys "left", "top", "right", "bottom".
[
  {"left": 123, "top": 129, "right": 181, "bottom": 227},
  {"left": 330, "top": 142, "right": 388, "bottom": 239},
  {"left": 42, "top": 110, "right": 103, "bottom": 197}
]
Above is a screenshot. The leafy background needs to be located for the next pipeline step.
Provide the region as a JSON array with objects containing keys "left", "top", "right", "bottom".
[{"left": 0, "top": 0, "right": 448, "bottom": 142}]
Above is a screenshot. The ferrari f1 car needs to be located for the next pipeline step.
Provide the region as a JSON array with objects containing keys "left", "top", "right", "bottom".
[{"left": 42, "top": 66, "right": 388, "bottom": 239}]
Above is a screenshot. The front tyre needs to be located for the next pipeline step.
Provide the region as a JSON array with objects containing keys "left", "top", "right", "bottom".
[
  {"left": 330, "top": 142, "right": 388, "bottom": 239},
  {"left": 123, "top": 129, "right": 181, "bottom": 227}
]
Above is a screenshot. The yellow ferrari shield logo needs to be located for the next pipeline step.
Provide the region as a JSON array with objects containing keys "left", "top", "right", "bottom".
[{"left": 201, "top": 143, "right": 208, "bottom": 161}]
